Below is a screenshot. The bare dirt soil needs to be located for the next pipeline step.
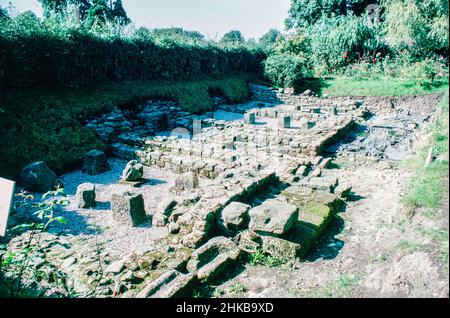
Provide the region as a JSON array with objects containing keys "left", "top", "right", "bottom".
[
  {"left": 215, "top": 95, "right": 449, "bottom": 299},
  {"left": 216, "top": 155, "right": 448, "bottom": 298}
]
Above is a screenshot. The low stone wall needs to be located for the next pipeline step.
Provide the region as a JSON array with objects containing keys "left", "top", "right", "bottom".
[{"left": 249, "top": 83, "right": 362, "bottom": 115}]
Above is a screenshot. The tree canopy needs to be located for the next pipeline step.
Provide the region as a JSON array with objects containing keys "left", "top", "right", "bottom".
[
  {"left": 285, "top": 0, "right": 376, "bottom": 29},
  {"left": 220, "top": 30, "right": 245, "bottom": 45},
  {"left": 38, "top": 0, "right": 130, "bottom": 27},
  {"left": 259, "top": 29, "right": 282, "bottom": 52}
]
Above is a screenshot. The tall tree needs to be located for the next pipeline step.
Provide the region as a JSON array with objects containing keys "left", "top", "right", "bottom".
[
  {"left": 87, "top": 0, "right": 109, "bottom": 26},
  {"left": 259, "top": 29, "right": 282, "bottom": 51},
  {"left": 285, "top": 0, "right": 377, "bottom": 29},
  {"left": 39, "top": 0, "right": 68, "bottom": 17},
  {"left": 72, "top": 0, "right": 92, "bottom": 20},
  {"left": 0, "top": 6, "right": 9, "bottom": 20},
  {"left": 111, "top": 0, "right": 130, "bottom": 25},
  {"left": 39, "top": 0, "right": 92, "bottom": 20},
  {"left": 383, "top": 0, "right": 449, "bottom": 57},
  {"left": 220, "top": 30, "right": 245, "bottom": 45}
]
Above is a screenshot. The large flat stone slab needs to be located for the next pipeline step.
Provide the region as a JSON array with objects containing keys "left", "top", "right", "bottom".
[{"left": 248, "top": 200, "right": 299, "bottom": 235}]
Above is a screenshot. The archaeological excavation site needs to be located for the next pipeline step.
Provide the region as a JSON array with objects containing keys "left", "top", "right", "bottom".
[
  {"left": 1, "top": 0, "right": 448, "bottom": 302},
  {"left": 2, "top": 82, "right": 448, "bottom": 299}
]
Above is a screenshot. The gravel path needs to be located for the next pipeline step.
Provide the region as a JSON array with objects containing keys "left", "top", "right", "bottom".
[{"left": 50, "top": 159, "right": 178, "bottom": 258}]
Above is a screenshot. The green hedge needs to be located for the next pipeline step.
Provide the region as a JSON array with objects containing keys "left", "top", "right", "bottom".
[{"left": 0, "top": 28, "right": 265, "bottom": 88}]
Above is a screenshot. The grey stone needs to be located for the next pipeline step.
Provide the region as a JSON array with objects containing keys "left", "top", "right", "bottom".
[
  {"left": 136, "top": 270, "right": 179, "bottom": 298},
  {"left": 267, "top": 109, "right": 278, "bottom": 118},
  {"left": 76, "top": 183, "right": 96, "bottom": 209},
  {"left": 168, "top": 222, "right": 180, "bottom": 234},
  {"left": 158, "top": 199, "right": 177, "bottom": 217},
  {"left": 105, "top": 260, "right": 125, "bottom": 274},
  {"left": 334, "top": 183, "right": 352, "bottom": 199},
  {"left": 278, "top": 115, "right": 291, "bottom": 129},
  {"left": 219, "top": 202, "right": 251, "bottom": 233},
  {"left": 82, "top": 150, "right": 111, "bottom": 175},
  {"left": 152, "top": 213, "right": 168, "bottom": 227},
  {"left": 122, "top": 160, "right": 144, "bottom": 181},
  {"left": 260, "top": 235, "right": 300, "bottom": 262},
  {"left": 61, "top": 257, "right": 76, "bottom": 270},
  {"left": 249, "top": 200, "right": 299, "bottom": 235},
  {"left": 152, "top": 272, "right": 197, "bottom": 298},
  {"left": 111, "top": 191, "right": 147, "bottom": 227},
  {"left": 319, "top": 158, "right": 333, "bottom": 169},
  {"left": 19, "top": 161, "right": 63, "bottom": 193},
  {"left": 296, "top": 165, "right": 308, "bottom": 177},
  {"left": 234, "top": 230, "right": 262, "bottom": 254},
  {"left": 187, "top": 237, "right": 237, "bottom": 268},
  {"left": 244, "top": 112, "right": 256, "bottom": 124},
  {"left": 175, "top": 172, "right": 199, "bottom": 191}
]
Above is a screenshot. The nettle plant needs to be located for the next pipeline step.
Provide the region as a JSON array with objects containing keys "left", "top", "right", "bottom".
[{"left": 0, "top": 189, "right": 70, "bottom": 297}]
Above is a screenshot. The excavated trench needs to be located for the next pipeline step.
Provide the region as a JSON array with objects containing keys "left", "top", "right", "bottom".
[
  {"left": 301, "top": 94, "right": 441, "bottom": 263},
  {"left": 3, "top": 83, "right": 443, "bottom": 298}
]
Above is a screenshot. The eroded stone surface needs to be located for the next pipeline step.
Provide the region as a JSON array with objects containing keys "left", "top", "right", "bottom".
[
  {"left": 82, "top": 150, "right": 111, "bottom": 175},
  {"left": 76, "top": 183, "right": 96, "bottom": 209},
  {"left": 219, "top": 202, "right": 251, "bottom": 233},
  {"left": 122, "top": 160, "right": 144, "bottom": 181},
  {"left": 19, "top": 161, "right": 63, "bottom": 193},
  {"left": 111, "top": 191, "right": 147, "bottom": 227},
  {"left": 10, "top": 83, "right": 417, "bottom": 299},
  {"left": 248, "top": 200, "right": 299, "bottom": 235}
]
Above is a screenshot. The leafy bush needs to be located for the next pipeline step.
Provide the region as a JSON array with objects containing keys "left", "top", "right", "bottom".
[
  {"left": 309, "top": 14, "right": 382, "bottom": 75},
  {"left": 263, "top": 53, "right": 312, "bottom": 89},
  {"left": 258, "top": 29, "right": 282, "bottom": 53},
  {"left": 1, "top": 189, "right": 70, "bottom": 297},
  {"left": 0, "top": 17, "right": 264, "bottom": 88},
  {"left": 383, "top": 0, "right": 449, "bottom": 59},
  {"left": 220, "top": 30, "right": 245, "bottom": 45},
  {"left": 249, "top": 248, "right": 293, "bottom": 267},
  {"left": 398, "top": 58, "right": 448, "bottom": 84}
]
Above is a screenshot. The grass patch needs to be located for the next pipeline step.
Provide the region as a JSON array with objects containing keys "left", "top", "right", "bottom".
[
  {"left": 404, "top": 89, "right": 449, "bottom": 216},
  {"left": 249, "top": 247, "right": 292, "bottom": 268},
  {"left": 395, "top": 240, "right": 421, "bottom": 254},
  {"left": 308, "top": 77, "right": 449, "bottom": 97},
  {"left": 0, "top": 73, "right": 256, "bottom": 179},
  {"left": 416, "top": 226, "right": 449, "bottom": 242},
  {"left": 228, "top": 282, "right": 247, "bottom": 294},
  {"left": 303, "top": 274, "right": 360, "bottom": 298}
]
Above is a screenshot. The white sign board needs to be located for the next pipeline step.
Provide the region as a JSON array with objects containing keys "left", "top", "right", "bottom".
[{"left": 0, "top": 177, "right": 15, "bottom": 237}]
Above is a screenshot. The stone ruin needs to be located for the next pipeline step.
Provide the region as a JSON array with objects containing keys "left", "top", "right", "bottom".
[
  {"left": 73, "top": 83, "right": 361, "bottom": 297},
  {"left": 10, "top": 82, "right": 391, "bottom": 298}
]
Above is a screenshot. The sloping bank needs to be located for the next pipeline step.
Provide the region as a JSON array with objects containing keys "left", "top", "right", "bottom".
[{"left": 0, "top": 73, "right": 257, "bottom": 179}]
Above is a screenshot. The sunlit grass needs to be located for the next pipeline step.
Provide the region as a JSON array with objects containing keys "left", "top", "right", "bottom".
[
  {"left": 303, "top": 274, "right": 360, "bottom": 298},
  {"left": 403, "top": 89, "right": 449, "bottom": 215},
  {"left": 321, "top": 77, "right": 449, "bottom": 97}
]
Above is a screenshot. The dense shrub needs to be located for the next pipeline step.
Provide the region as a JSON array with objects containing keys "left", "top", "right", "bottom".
[
  {"left": 263, "top": 53, "right": 312, "bottom": 89},
  {"left": 0, "top": 18, "right": 264, "bottom": 88},
  {"left": 383, "top": 0, "right": 449, "bottom": 59},
  {"left": 258, "top": 29, "right": 282, "bottom": 53},
  {"left": 286, "top": 0, "right": 374, "bottom": 29},
  {"left": 339, "top": 54, "right": 448, "bottom": 83}
]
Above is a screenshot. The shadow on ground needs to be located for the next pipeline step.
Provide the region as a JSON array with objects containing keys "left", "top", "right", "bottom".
[
  {"left": 295, "top": 78, "right": 332, "bottom": 96},
  {"left": 306, "top": 214, "right": 346, "bottom": 261}
]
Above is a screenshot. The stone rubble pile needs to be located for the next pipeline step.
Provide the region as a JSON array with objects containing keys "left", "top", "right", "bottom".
[{"left": 12, "top": 83, "right": 370, "bottom": 298}]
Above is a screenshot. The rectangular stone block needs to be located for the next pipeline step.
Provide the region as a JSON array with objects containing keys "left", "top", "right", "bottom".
[
  {"left": 111, "top": 191, "right": 147, "bottom": 227},
  {"left": 244, "top": 112, "right": 256, "bottom": 124},
  {"left": 278, "top": 115, "right": 291, "bottom": 129}
]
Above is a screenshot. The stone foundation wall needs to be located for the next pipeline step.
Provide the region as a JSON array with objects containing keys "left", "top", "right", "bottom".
[{"left": 249, "top": 83, "right": 362, "bottom": 115}]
